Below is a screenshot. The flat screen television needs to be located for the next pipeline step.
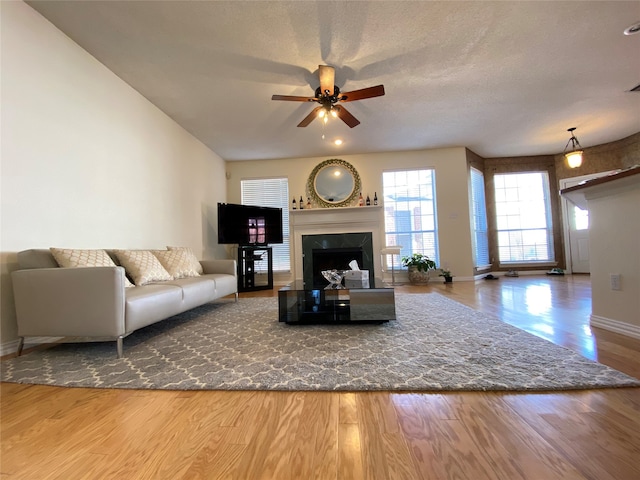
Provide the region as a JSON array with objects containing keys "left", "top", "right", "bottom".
[{"left": 217, "top": 203, "right": 284, "bottom": 246}]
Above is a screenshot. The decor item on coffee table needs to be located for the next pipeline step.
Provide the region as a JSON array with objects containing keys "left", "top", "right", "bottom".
[
  {"left": 320, "top": 269, "right": 346, "bottom": 289},
  {"left": 2, "top": 294, "right": 638, "bottom": 392},
  {"left": 401, "top": 252, "right": 437, "bottom": 284}
]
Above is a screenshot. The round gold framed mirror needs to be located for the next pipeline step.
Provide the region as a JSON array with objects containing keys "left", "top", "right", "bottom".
[{"left": 306, "top": 159, "right": 361, "bottom": 208}]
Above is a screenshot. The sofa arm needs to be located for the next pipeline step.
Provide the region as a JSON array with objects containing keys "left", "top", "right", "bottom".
[
  {"left": 200, "top": 259, "right": 237, "bottom": 277},
  {"left": 11, "top": 266, "right": 127, "bottom": 338}
]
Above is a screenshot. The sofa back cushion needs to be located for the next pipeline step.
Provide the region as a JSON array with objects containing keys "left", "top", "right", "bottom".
[{"left": 17, "top": 249, "right": 59, "bottom": 269}]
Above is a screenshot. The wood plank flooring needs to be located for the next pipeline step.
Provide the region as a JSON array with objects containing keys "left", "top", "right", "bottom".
[{"left": 2, "top": 275, "right": 639, "bottom": 479}]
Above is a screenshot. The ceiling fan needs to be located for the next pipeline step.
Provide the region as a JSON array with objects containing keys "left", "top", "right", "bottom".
[{"left": 271, "top": 65, "right": 385, "bottom": 128}]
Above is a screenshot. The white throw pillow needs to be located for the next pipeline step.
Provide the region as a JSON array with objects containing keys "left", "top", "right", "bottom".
[
  {"left": 114, "top": 250, "right": 173, "bottom": 286},
  {"left": 152, "top": 249, "right": 201, "bottom": 279},
  {"left": 50, "top": 248, "right": 134, "bottom": 287},
  {"left": 166, "top": 246, "right": 204, "bottom": 274}
]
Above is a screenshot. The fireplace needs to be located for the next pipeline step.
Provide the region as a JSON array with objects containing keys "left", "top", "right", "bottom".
[
  {"left": 302, "top": 232, "right": 374, "bottom": 288},
  {"left": 290, "top": 205, "right": 383, "bottom": 283}
]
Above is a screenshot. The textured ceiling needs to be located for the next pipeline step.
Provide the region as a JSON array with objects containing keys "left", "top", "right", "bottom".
[{"left": 27, "top": 1, "right": 640, "bottom": 161}]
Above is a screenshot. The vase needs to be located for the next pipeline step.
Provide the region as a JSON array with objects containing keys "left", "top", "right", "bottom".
[{"left": 407, "top": 266, "right": 431, "bottom": 284}]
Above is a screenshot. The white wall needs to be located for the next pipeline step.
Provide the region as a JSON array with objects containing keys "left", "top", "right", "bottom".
[
  {"left": 0, "top": 2, "right": 228, "bottom": 350},
  {"left": 225, "top": 148, "right": 475, "bottom": 283},
  {"left": 588, "top": 182, "right": 640, "bottom": 337}
]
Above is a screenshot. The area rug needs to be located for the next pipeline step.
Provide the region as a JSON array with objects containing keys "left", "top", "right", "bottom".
[{"left": 1, "top": 294, "right": 638, "bottom": 391}]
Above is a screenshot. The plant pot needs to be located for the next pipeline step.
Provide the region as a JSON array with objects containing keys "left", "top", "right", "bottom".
[
  {"left": 407, "top": 266, "right": 431, "bottom": 284},
  {"left": 443, "top": 276, "right": 453, "bottom": 283}
]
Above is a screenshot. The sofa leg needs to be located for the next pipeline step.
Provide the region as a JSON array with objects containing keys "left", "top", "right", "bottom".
[
  {"left": 116, "top": 336, "right": 124, "bottom": 358},
  {"left": 16, "top": 337, "right": 24, "bottom": 356},
  {"left": 235, "top": 292, "right": 238, "bottom": 302}
]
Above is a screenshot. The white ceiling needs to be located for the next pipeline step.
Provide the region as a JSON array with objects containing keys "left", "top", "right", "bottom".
[{"left": 27, "top": 1, "right": 640, "bottom": 161}]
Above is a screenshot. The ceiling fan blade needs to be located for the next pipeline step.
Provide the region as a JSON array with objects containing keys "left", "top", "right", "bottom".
[
  {"left": 319, "top": 65, "right": 335, "bottom": 96},
  {"left": 272, "top": 94, "right": 316, "bottom": 102},
  {"left": 335, "top": 105, "right": 360, "bottom": 128},
  {"left": 297, "top": 106, "right": 323, "bottom": 127},
  {"left": 339, "top": 85, "right": 385, "bottom": 102}
]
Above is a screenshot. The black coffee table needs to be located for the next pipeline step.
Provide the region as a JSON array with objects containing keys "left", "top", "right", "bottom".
[{"left": 278, "top": 279, "right": 396, "bottom": 324}]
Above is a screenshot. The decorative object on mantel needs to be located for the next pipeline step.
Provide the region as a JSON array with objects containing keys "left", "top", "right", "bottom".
[
  {"left": 306, "top": 158, "right": 362, "bottom": 208},
  {"left": 564, "top": 127, "right": 584, "bottom": 168},
  {"left": 401, "top": 252, "right": 437, "bottom": 284}
]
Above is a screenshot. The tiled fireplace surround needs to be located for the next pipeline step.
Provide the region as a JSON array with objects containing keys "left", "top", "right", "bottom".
[{"left": 290, "top": 206, "right": 384, "bottom": 285}]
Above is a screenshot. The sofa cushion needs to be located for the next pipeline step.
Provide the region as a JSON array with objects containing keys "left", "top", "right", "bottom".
[
  {"left": 124, "top": 284, "right": 183, "bottom": 332},
  {"left": 50, "top": 248, "right": 134, "bottom": 287},
  {"left": 18, "top": 249, "right": 60, "bottom": 269},
  {"left": 114, "top": 250, "right": 173, "bottom": 286},
  {"left": 158, "top": 277, "right": 217, "bottom": 311},
  {"left": 152, "top": 249, "right": 201, "bottom": 279},
  {"left": 202, "top": 273, "right": 238, "bottom": 298},
  {"left": 166, "top": 246, "right": 204, "bottom": 275}
]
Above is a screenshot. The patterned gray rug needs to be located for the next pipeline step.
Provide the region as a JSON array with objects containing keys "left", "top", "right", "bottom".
[{"left": 2, "top": 293, "right": 638, "bottom": 391}]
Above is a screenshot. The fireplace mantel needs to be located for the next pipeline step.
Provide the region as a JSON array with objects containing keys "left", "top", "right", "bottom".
[{"left": 290, "top": 206, "right": 384, "bottom": 281}]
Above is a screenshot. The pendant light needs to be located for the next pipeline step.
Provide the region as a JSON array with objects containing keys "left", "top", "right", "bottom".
[{"left": 564, "top": 127, "right": 583, "bottom": 168}]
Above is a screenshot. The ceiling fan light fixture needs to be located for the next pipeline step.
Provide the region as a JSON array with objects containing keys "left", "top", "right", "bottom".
[{"left": 563, "top": 127, "right": 583, "bottom": 168}]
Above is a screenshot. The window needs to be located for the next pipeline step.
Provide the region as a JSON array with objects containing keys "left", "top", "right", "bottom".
[
  {"left": 494, "top": 172, "right": 554, "bottom": 263},
  {"left": 241, "top": 177, "right": 290, "bottom": 272},
  {"left": 382, "top": 169, "right": 439, "bottom": 268},
  {"left": 470, "top": 167, "right": 490, "bottom": 267}
]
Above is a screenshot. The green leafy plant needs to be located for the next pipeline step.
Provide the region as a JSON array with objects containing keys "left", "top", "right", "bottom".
[
  {"left": 401, "top": 253, "right": 437, "bottom": 272},
  {"left": 438, "top": 268, "right": 453, "bottom": 277}
]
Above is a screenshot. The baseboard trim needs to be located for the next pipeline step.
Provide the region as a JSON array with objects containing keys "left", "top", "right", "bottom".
[
  {"left": 0, "top": 336, "right": 63, "bottom": 357},
  {"left": 590, "top": 315, "right": 640, "bottom": 340}
]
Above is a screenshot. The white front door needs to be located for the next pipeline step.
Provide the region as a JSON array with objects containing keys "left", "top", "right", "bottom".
[{"left": 560, "top": 171, "right": 618, "bottom": 274}]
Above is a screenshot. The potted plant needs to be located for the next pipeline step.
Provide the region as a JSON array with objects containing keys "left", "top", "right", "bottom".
[
  {"left": 401, "top": 253, "right": 437, "bottom": 284},
  {"left": 439, "top": 268, "right": 453, "bottom": 283}
]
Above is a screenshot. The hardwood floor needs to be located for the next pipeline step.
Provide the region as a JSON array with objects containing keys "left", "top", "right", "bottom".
[{"left": 2, "top": 275, "right": 639, "bottom": 479}]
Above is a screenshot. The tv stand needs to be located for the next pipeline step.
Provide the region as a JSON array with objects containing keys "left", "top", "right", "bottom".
[{"left": 237, "top": 246, "right": 273, "bottom": 292}]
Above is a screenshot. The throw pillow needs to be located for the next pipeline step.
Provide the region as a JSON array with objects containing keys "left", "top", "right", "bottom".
[
  {"left": 166, "top": 246, "right": 204, "bottom": 274},
  {"left": 152, "top": 249, "right": 201, "bottom": 279},
  {"left": 114, "top": 250, "right": 173, "bottom": 286},
  {"left": 50, "top": 248, "right": 134, "bottom": 287}
]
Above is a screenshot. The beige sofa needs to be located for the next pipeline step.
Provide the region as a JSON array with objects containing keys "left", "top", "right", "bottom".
[{"left": 11, "top": 249, "right": 238, "bottom": 358}]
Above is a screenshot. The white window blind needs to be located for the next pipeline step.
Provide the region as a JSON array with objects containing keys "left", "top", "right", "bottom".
[
  {"left": 241, "top": 177, "right": 290, "bottom": 272},
  {"left": 382, "top": 169, "right": 439, "bottom": 268},
  {"left": 494, "top": 172, "right": 554, "bottom": 263},
  {"left": 470, "top": 167, "right": 490, "bottom": 267}
]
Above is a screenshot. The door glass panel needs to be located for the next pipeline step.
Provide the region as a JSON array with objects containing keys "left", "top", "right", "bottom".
[{"left": 574, "top": 206, "right": 589, "bottom": 231}]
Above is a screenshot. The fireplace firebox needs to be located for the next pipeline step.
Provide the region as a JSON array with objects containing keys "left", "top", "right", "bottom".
[{"left": 302, "top": 232, "right": 374, "bottom": 288}]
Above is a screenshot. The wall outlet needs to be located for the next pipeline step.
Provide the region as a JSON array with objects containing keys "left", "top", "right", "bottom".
[{"left": 610, "top": 273, "right": 622, "bottom": 291}]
